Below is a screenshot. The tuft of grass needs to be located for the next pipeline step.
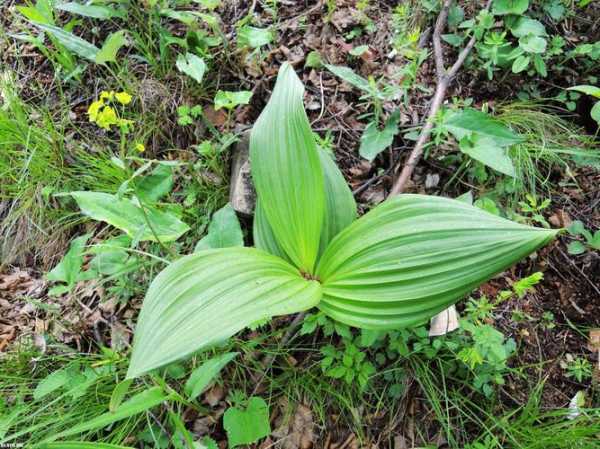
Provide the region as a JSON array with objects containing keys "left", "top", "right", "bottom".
[{"left": 496, "top": 101, "right": 600, "bottom": 201}]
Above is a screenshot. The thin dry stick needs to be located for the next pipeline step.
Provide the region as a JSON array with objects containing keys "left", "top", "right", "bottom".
[{"left": 389, "top": 0, "right": 493, "bottom": 196}]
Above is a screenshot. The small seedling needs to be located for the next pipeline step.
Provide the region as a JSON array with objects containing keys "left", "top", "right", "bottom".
[{"left": 567, "top": 220, "right": 600, "bottom": 255}]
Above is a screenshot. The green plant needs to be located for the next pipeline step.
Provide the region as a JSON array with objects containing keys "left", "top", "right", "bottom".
[
  {"left": 567, "top": 85, "right": 600, "bottom": 126},
  {"left": 320, "top": 339, "right": 375, "bottom": 390},
  {"left": 325, "top": 64, "right": 402, "bottom": 161},
  {"left": 176, "top": 104, "right": 203, "bottom": 126},
  {"left": 125, "top": 63, "right": 556, "bottom": 379},
  {"left": 566, "top": 220, "right": 600, "bottom": 254},
  {"left": 563, "top": 356, "right": 593, "bottom": 383}
]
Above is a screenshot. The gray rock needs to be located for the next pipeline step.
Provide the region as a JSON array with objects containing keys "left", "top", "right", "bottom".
[{"left": 229, "top": 132, "right": 256, "bottom": 216}]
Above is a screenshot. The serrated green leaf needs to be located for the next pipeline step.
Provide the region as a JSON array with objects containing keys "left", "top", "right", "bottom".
[
  {"left": 223, "top": 397, "right": 271, "bottom": 447},
  {"left": 33, "top": 23, "right": 99, "bottom": 61},
  {"left": 195, "top": 203, "right": 244, "bottom": 251},
  {"left": 127, "top": 248, "right": 321, "bottom": 378},
  {"left": 185, "top": 352, "right": 238, "bottom": 400},
  {"left": 70, "top": 191, "right": 189, "bottom": 242},
  {"left": 315, "top": 195, "right": 557, "bottom": 329},
  {"left": 176, "top": 53, "right": 207, "bottom": 84},
  {"left": 95, "top": 30, "right": 127, "bottom": 64},
  {"left": 250, "top": 62, "right": 325, "bottom": 273}
]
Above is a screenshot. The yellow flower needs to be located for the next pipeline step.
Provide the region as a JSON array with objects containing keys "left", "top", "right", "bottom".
[
  {"left": 100, "top": 90, "right": 115, "bottom": 101},
  {"left": 135, "top": 143, "right": 145, "bottom": 153},
  {"left": 96, "top": 106, "right": 118, "bottom": 130},
  {"left": 115, "top": 91, "right": 132, "bottom": 105},
  {"left": 87, "top": 99, "right": 104, "bottom": 122}
]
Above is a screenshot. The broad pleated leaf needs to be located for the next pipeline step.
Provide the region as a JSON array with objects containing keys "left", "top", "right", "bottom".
[
  {"left": 253, "top": 200, "right": 288, "bottom": 261},
  {"left": 127, "top": 248, "right": 321, "bottom": 378},
  {"left": 316, "top": 195, "right": 557, "bottom": 329},
  {"left": 317, "top": 148, "right": 357, "bottom": 253},
  {"left": 254, "top": 147, "right": 356, "bottom": 260},
  {"left": 250, "top": 62, "right": 325, "bottom": 273}
]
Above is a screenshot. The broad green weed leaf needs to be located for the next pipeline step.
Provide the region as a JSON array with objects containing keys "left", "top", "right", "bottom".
[
  {"left": 512, "top": 55, "right": 530, "bottom": 73},
  {"left": 459, "top": 134, "right": 517, "bottom": 177},
  {"left": 250, "top": 62, "right": 325, "bottom": 273},
  {"left": 510, "top": 17, "right": 546, "bottom": 38},
  {"left": 127, "top": 248, "right": 321, "bottom": 378},
  {"left": 47, "top": 233, "right": 94, "bottom": 295},
  {"left": 134, "top": 164, "right": 174, "bottom": 203},
  {"left": 568, "top": 85, "right": 600, "bottom": 99},
  {"left": 185, "top": 352, "right": 238, "bottom": 400},
  {"left": 195, "top": 203, "right": 244, "bottom": 251},
  {"left": 109, "top": 379, "right": 133, "bottom": 413},
  {"left": 55, "top": 2, "right": 126, "bottom": 20},
  {"left": 316, "top": 195, "right": 557, "bottom": 329},
  {"left": 176, "top": 53, "right": 207, "bottom": 84},
  {"left": 444, "top": 108, "right": 523, "bottom": 146},
  {"left": 237, "top": 26, "right": 273, "bottom": 48},
  {"left": 89, "top": 235, "right": 136, "bottom": 276},
  {"left": 214, "top": 90, "right": 252, "bottom": 110},
  {"left": 33, "top": 369, "right": 70, "bottom": 401},
  {"left": 95, "top": 30, "right": 127, "bottom": 65},
  {"left": 50, "top": 387, "right": 168, "bottom": 440},
  {"left": 70, "top": 191, "right": 189, "bottom": 242},
  {"left": 359, "top": 111, "right": 400, "bottom": 161},
  {"left": 17, "top": 5, "right": 53, "bottom": 24},
  {"left": 519, "top": 35, "right": 547, "bottom": 54},
  {"left": 223, "top": 397, "right": 271, "bottom": 447},
  {"left": 33, "top": 23, "right": 99, "bottom": 61},
  {"left": 325, "top": 64, "right": 371, "bottom": 93},
  {"left": 493, "top": 0, "right": 529, "bottom": 15}
]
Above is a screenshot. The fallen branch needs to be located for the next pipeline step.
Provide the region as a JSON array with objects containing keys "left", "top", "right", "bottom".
[{"left": 389, "top": 0, "right": 492, "bottom": 196}]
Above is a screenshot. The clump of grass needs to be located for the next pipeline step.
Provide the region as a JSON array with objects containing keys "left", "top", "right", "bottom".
[
  {"left": 496, "top": 101, "right": 599, "bottom": 199},
  {"left": 0, "top": 345, "right": 142, "bottom": 445}
]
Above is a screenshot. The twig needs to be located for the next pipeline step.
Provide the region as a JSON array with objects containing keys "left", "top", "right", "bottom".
[{"left": 389, "top": 0, "right": 492, "bottom": 196}]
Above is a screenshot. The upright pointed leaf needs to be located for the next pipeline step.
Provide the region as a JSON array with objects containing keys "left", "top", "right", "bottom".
[
  {"left": 33, "top": 23, "right": 99, "bottom": 61},
  {"left": 250, "top": 62, "right": 325, "bottom": 273},
  {"left": 127, "top": 248, "right": 321, "bottom": 378},
  {"left": 317, "top": 148, "right": 357, "bottom": 252},
  {"left": 253, "top": 147, "right": 356, "bottom": 260},
  {"left": 316, "top": 195, "right": 557, "bottom": 329}
]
